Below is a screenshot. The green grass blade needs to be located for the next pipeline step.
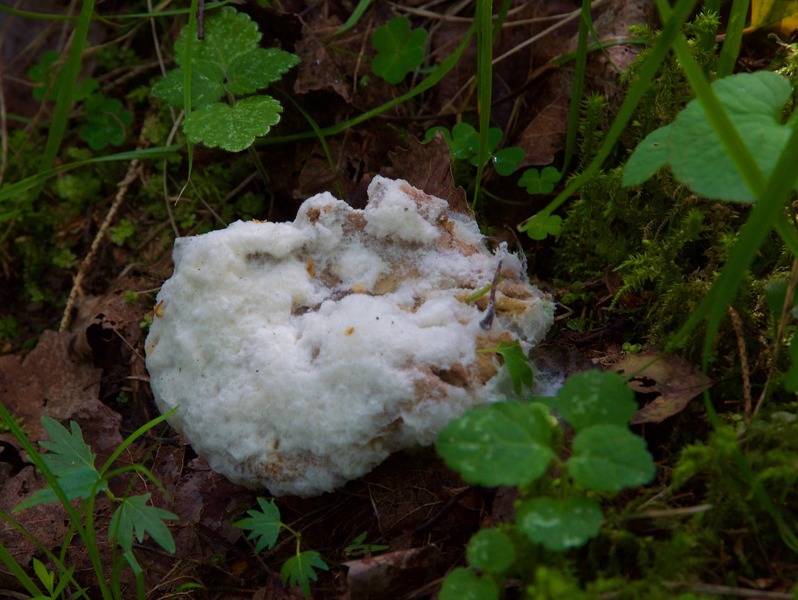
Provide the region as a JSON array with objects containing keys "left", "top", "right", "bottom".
[
  {"left": 334, "top": 0, "right": 372, "bottom": 36},
  {"left": 717, "top": 0, "right": 750, "bottom": 78},
  {"left": 0, "top": 146, "right": 180, "bottom": 208},
  {"left": 41, "top": 0, "right": 95, "bottom": 173}
]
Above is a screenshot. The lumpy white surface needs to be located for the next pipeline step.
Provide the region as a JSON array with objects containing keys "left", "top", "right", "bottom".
[{"left": 145, "top": 176, "right": 554, "bottom": 496}]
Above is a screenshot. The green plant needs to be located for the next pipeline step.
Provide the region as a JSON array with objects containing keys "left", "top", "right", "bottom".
[
  {"left": 235, "top": 497, "right": 329, "bottom": 598},
  {"left": 152, "top": 6, "right": 300, "bottom": 152},
  {"left": 0, "top": 409, "right": 178, "bottom": 600},
  {"left": 370, "top": 15, "right": 428, "bottom": 84},
  {"left": 436, "top": 370, "right": 655, "bottom": 596},
  {"left": 424, "top": 122, "right": 525, "bottom": 177}
]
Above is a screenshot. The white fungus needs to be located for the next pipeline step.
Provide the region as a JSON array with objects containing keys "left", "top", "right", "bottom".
[{"left": 145, "top": 176, "right": 554, "bottom": 497}]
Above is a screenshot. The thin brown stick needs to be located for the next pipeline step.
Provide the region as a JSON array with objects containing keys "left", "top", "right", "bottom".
[
  {"left": 59, "top": 159, "right": 142, "bottom": 332},
  {"left": 727, "top": 305, "right": 751, "bottom": 420}
]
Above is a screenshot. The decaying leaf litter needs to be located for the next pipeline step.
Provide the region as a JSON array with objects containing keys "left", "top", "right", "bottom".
[{"left": 1, "top": 0, "right": 796, "bottom": 598}]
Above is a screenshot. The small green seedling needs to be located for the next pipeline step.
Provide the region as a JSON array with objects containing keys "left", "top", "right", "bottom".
[
  {"left": 623, "top": 71, "right": 797, "bottom": 201},
  {"left": 519, "top": 166, "right": 562, "bottom": 195},
  {"left": 29, "top": 54, "right": 133, "bottom": 151},
  {"left": 478, "top": 340, "right": 534, "bottom": 396},
  {"left": 436, "top": 370, "right": 655, "bottom": 594},
  {"left": 153, "top": 7, "right": 300, "bottom": 152},
  {"left": 236, "top": 497, "right": 329, "bottom": 598},
  {"left": 371, "top": 15, "right": 428, "bottom": 84},
  {"left": 424, "top": 122, "right": 524, "bottom": 175},
  {"left": 344, "top": 531, "right": 389, "bottom": 557}
]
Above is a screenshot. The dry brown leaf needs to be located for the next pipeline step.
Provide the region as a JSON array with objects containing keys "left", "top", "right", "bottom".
[{"left": 613, "top": 351, "right": 713, "bottom": 425}]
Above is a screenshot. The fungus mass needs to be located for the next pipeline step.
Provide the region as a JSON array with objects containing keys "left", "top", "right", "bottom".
[{"left": 145, "top": 177, "right": 554, "bottom": 497}]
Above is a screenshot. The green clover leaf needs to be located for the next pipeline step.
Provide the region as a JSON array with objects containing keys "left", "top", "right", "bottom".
[
  {"left": 623, "top": 71, "right": 796, "bottom": 201},
  {"left": 371, "top": 16, "right": 428, "bottom": 84},
  {"left": 519, "top": 167, "right": 562, "bottom": 194},
  {"left": 517, "top": 496, "right": 603, "bottom": 551},
  {"left": 182, "top": 96, "right": 282, "bottom": 152},
  {"left": 491, "top": 146, "right": 525, "bottom": 176},
  {"left": 80, "top": 94, "right": 133, "bottom": 150},
  {"left": 437, "top": 402, "right": 555, "bottom": 487},
  {"left": 518, "top": 212, "right": 562, "bottom": 241}
]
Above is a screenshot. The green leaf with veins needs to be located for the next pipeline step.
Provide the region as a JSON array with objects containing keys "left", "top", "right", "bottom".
[
  {"left": 15, "top": 416, "right": 105, "bottom": 510},
  {"left": 517, "top": 496, "right": 603, "bottom": 551},
  {"left": 109, "top": 493, "right": 178, "bottom": 555},
  {"left": 554, "top": 370, "right": 637, "bottom": 432},
  {"left": 152, "top": 6, "right": 299, "bottom": 108},
  {"left": 280, "top": 550, "right": 329, "bottom": 598},
  {"left": 182, "top": 96, "right": 283, "bottom": 152},
  {"left": 235, "top": 497, "right": 282, "bottom": 554},
  {"left": 623, "top": 71, "right": 796, "bottom": 201},
  {"left": 437, "top": 402, "right": 554, "bottom": 486},
  {"left": 371, "top": 15, "right": 428, "bottom": 84},
  {"left": 567, "top": 424, "right": 656, "bottom": 492}
]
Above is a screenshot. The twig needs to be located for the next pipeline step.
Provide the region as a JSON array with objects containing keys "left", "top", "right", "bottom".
[
  {"left": 727, "top": 305, "right": 751, "bottom": 420},
  {"left": 59, "top": 159, "right": 143, "bottom": 332}
]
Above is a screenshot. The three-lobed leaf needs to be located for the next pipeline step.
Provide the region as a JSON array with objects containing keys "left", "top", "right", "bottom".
[
  {"left": 280, "top": 550, "right": 329, "bottom": 598},
  {"left": 567, "top": 424, "right": 656, "bottom": 492},
  {"left": 518, "top": 212, "right": 563, "bottom": 241},
  {"left": 436, "top": 402, "right": 555, "bottom": 487},
  {"left": 235, "top": 497, "right": 282, "bottom": 554},
  {"left": 623, "top": 71, "right": 796, "bottom": 201},
  {"left": 519, "top": 167, "right": 562, "bottom": 194},
  {"left": 371, "top": 16, "right": 428, "bottom": 84},
  {"left": 517, "top": 496, "right": 603, "bottom": 551}
]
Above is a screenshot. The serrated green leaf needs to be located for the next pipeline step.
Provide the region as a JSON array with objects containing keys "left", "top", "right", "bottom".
[
  {"left": 439, "top": 567, "right": 499, "bottom": 600},
  {"left": 108, "top": 493, "right": 178, "bottom": 555},
  {"left": 235, "top": 497, "right": 282, "bottom": 554},
  {"left": 436, "top": 402, "right": 554, "bottom": 487},
  {"left": 518, "top": 212, "right": 562, "bottom": 240},
  {"left": 227, "top": 48, "right": 301, "bottom": 95},
  {"left": 517, "top": 496, "right": 603, "bottom": 551},
  {"left": 622, "top": 71, "right": 796, "bottom": 201},
  {"left": 466, "top": 528, "right": 515, "bottom": 574},
  {"left": 175, "top": 6, "right": 261, "bottom": 69},
  {"left": 554, "top": 370, "right": 637, "bottom": 431},
  {"left": 154, "top": 7, "right": 299, "bottom": 109},
  {"left": 183, "top": 96, "right": 283, "bottom": 152},
  {"left": 567, "top": 424, "right": 656, "bottom": 492},
  {"left": 280, "top": 550, "right": 329, "bottom": 598},
  {"left": 15, "top": 416, "right": 106, "bottom": 510},
  {"left": 371, "top": 16, "right": 428, "bottom": 84},
  {"left": 152, "top": 64, "right": 225, "bottom": 108}
]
